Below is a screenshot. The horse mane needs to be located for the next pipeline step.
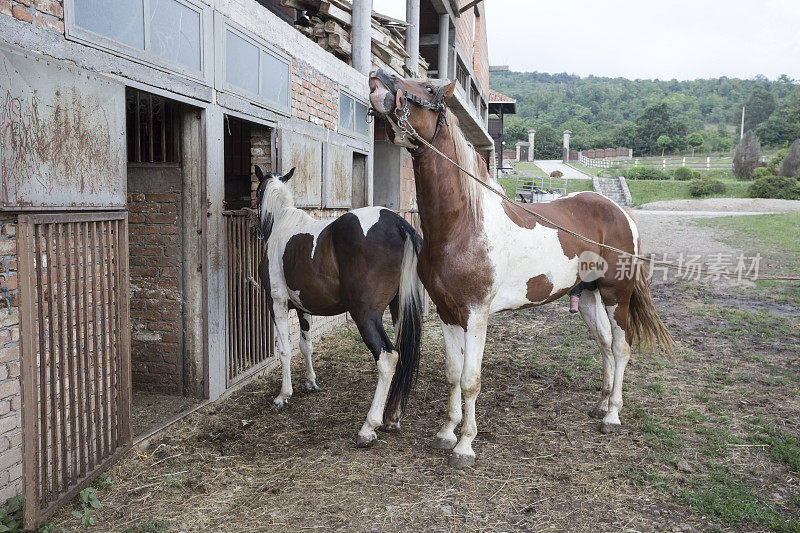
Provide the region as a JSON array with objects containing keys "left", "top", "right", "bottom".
[
  {"left": 259, "top": 178, "right": 313, "bottom": 238},
  {"left": 446, "top": 109, "right": 485, "bottom": 220}
]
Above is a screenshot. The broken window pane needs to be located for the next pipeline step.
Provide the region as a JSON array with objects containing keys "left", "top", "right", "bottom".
[
  {"left": 150, "top": 0, "right": 201, "bottom": 71},
  {"left": 74, "top": 0, "right": 144, "bottom": 49},
  {"left": 226, "top": 30, "right": 259, "bottom": 95},
  {"left": 260, "top": 50, "right": 289, "bottom": 108}
]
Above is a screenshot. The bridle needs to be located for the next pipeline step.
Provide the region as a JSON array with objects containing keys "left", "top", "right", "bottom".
[{"left": 370, "top": 69, "right": 449, "bottom": 157}]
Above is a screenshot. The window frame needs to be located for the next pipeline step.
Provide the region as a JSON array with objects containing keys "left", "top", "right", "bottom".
[
  {"left": 214, "top": 13, "right": 292, "bottom": 117},
  {"left": 64, "top": 0, "right": 213, "bottom": 84},
  {"left": 338, "top": 90, "right": 370, "bottom": 139}
]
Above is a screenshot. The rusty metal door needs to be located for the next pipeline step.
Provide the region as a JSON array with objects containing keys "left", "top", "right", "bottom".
[
  {"left": 223, "top": 210, "right": 275, "bottom": 385},
  {"left": 17, "top": 212, "right": 131, "bottom": 529}
]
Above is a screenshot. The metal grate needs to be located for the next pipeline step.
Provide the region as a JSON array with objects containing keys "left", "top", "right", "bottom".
[
  {"left": 126, "top": 88, "right": 180, "bottom": 164},
  {"left": 223, "top": 210, "right": 275, "bottom": 385},
  {"left": 17, "top": 212, "right": 131, "bottom": 529}
]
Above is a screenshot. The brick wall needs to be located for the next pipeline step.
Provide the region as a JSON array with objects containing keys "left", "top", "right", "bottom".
[
  {"left": 0, "top": 217, "right": 22, "bottom": 503},
  {"left": 0, "top": 0, "right": 64, "bottom": 34},
  {"left": 291, "top": 59, "right": 338, "bottom": 130},
  {"left": 250, "top": 126, "right": 272, "bottom": 203},
  {"left": 127, "top": 166, "right": 183, "bottom": 394},
  {"left": 472, "top": 5, "right": 489, "bottom": 92},
  {"left": 455, "top": 1, "right": 474, "bottom": 70},
  {"left": 400, "top": 150, "right": 416, "bottom": 210}
]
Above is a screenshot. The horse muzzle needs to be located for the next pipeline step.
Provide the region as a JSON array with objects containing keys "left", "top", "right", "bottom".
[{"left": 368, "top": 69, "right": 398, "bottom": 115}]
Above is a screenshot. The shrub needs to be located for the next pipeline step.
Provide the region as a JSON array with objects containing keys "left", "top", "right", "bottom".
[
  {"left": 625, "top": 166, "right": 670, "bottom": 180},
  {"left": 733, "top": 130, "right": 761, "bottom": 179},
  {"left": 748, "top": 175, "right": 800, "bottom": 200},
  {"left": 778, "top": 139, "right": 800, "bottom": 177},
  {"left": 753, "top": 166, "right": 774, "bottom": 180},
  {"left": 767, "top": 143, "right": 789, "bottom": 173},
  {"left": 702, "top": 169, "right": 735, "bottom": 180},
  {"left": 689, "top": 178, "right": 726, "bottom": 197},
  {"left": 550, "top": 170, "right": 563, "bottom": 178},
  {"left": 673, "top": 166, "right": 694, "bottom": 181}
]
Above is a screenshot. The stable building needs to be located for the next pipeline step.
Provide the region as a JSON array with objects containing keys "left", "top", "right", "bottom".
[{"left": 0, "top": 0, "right": 494, "bottom": 527}]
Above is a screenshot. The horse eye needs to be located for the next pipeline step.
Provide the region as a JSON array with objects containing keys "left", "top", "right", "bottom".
[{"left": 426, "top": 86, "right": 434, "bottom": 95}]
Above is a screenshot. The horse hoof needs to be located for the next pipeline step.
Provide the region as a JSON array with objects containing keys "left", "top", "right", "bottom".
[
  {"left": 305, "top": 380, "right": 319, "bottom": 392},
  {"left": 273, "top": 398, "right": 289, "bottom": 411},
  {"left": 356, "top": 433, "right": 377, "bottom": 448},
  {"left": 430, "top": 437, "right": 457, "bottom": 451},
  {"left": 600, "top": 421, "right": 621, "bottom": 434},
  {"left": 448, "top": 452, "right": 475, "bottom": 469},
  {"left": 382, "top": 421, "right": 401, "bottom": 432},
  {"left": 589, "top": 407, "right": 607, "bottom": 419}
]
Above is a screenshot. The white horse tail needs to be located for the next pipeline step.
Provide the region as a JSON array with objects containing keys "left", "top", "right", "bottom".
[{"left": 384, "top": 226, "right": 424, "bottom": 423}]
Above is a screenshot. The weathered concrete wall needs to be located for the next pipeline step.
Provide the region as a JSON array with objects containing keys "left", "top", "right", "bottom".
[
  {"left": 127, "top": 166, "right": 184, "bottom": 394},
  {"left": 0, "top": 0, "right": 63, "bottom": 34}
]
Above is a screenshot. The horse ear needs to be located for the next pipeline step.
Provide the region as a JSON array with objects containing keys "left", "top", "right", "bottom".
[
  {"left": 280, "top": 167, "right": 295, "bottom": 183},
  {"left": 254, "top": 166, "right": 265, "bottom": 182},
  {"left": 443, "top": 78, "right": 457, "bottom": 99}
]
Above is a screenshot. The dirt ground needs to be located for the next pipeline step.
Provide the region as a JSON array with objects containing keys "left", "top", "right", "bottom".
[{"left": 49, "top": 214, "right": 800, "bottom": 533}]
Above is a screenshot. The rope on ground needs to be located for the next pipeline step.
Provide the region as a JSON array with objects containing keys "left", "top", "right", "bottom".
[{"left": 385, "top": 114, "right": 800, "bottom": 283}]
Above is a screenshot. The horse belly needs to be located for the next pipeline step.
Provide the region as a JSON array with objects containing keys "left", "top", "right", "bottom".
[{"left": 485, "top": 205, "right": 579, "bottom": 313}]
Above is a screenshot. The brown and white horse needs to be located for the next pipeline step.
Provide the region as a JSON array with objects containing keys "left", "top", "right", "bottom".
[
  {"left": 368, "top": 71, "right": 674, "bottom": 468},
  {"left": 252, "top": 167, "right": 424, "bottom": 446}
]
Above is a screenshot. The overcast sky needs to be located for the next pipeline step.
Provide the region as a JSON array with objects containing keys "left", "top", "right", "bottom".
[{"left": 372, "top": 0, "right": 800, "bottom": 81}]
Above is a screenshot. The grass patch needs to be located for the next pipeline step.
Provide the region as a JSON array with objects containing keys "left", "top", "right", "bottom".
[
  {"left": 631, "top": 406, "right": 681, "bottom": 451},
  {"left": 698, "top": 305, "right": 793, "bottom": 341},
  {"left": 565, "top": 161, "right": 600, "bottom": 177},
  {"left": 566, "top": 178, "right": 593, "bottom": 194},
  {"left": 678, "top": 469, "right": 800, "bottom": 533},
  {"left": 696, "top": 426, "right": 743, "bottom": 458},
  {"left": 749, "top": 417, "right": 800, "bottom": 472},
  {"left": 514, "top": 162, "right": 548, "bottom": 177},
  {"left": 626, "top": 179, "right": 750, "bottom": 206}
]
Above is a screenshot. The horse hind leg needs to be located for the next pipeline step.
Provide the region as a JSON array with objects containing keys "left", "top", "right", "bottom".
[
  {"left": 431, "top": 320, "right": 465, "bottom": 451},
  {"left": 600, "top": 302, "right": 632, "bottom": 434},
  {"left": 298, "top": 312, "right": 319, "bottom": 391},
  {"left": 354, "top": 314, "right": 398, "bottom": 448},
  {"left": 577, "top": 289, "right": 614, "bottom": 419}
]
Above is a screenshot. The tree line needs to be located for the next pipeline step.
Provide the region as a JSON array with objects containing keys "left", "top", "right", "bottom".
[{"left": 490, "top": 71, "right": 800, "bottom": 159}]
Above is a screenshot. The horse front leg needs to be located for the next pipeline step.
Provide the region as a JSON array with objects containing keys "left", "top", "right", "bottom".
[
  {"left": 450, "top": 311, "right": 489, "bottom": 469},
  {"left": 431, "top": 320, "right": 465, "bottom": 451},
  {"left": 298, "top": 312, "right": 319, "bottom": 391},
  {"left": 272, "top": 297, "right": 293, "bottom": 410},
  {"left": 354, "top": 315, "right": 398, "bottom": 448}
]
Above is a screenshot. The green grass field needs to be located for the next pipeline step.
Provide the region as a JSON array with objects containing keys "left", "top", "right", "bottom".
[
  {"left": 513, "top": 162, "right": 548, "bottom": 177},
  {"left": 627, "top": 179, "right": 751, "bottom": 206}
]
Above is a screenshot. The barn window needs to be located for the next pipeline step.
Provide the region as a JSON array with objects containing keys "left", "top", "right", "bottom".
[
  {"left": 216, "top": 14, "right": 291, "bottom": 114},
  {"left": 125, "top": 88, "right": 181, "bottom": 164},
  {"left": 338, "top": 92, "right": 369, "bottom": 138},
  {"left": 65, "top": 0, "right": 211, "bottom": 81}
]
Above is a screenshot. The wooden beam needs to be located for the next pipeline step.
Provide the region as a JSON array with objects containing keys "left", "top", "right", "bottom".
[{"left": 458, "top": 0, "right": 482, "bottom": 14}]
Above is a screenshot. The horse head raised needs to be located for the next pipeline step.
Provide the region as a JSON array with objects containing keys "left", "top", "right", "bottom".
[{"left": 368, "top": 69, "right": 457, "bottom": 153}]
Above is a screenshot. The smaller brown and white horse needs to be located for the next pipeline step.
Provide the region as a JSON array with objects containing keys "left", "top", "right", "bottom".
[
  {"left": 369, "top": 70, "right": 675, "bottom": 468},
  {"left": 252, "top": 167, "right": 424, "bottom": 446}
]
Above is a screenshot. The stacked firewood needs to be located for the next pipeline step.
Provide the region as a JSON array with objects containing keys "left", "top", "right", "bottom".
[{"left": 282, "top": 0, "right": 429, "bottom": 76}]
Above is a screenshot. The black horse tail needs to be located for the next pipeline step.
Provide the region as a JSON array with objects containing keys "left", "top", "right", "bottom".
[{"left": 384, "top": 223, "right": 423, "bottom": 425}]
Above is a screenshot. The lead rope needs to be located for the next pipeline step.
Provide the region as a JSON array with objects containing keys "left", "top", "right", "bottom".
[{"left": 385, "top": 113, "right": 800, "bottom": 283}]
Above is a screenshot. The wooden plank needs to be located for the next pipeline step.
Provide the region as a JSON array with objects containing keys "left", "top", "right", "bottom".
[
  {"left": 44, "top": 224, "right": 59, "bottom": 502},
  {"left": 54, "top": 223, "right": 68, "bottom": 493},
  {"left": 91, "top": 222, "right": 102, "bottom": 466},
  {"left": 82, "top": 223, "right": 97, "bottom": 470},
  {"left": 225, "top": 217, "right": 232, "bottom": 384},
  {"left": 75, "top": 223, "right": 87, "bottom": 478},
  {"left": 33, "top": 225, "right": 49, "bottom": 503},
  {"left": 318, "top": 2, "right": 351, "bottom": 26},
  {"left": 17, "top": 216, "right": 40, "bottom": 530},
  {"left": 23, "top": 212, "right": 127, "bottom": 225},
  {"left": 64, "top": 223, "right": 78, "bottom": 486},
  {"left": 117, "top": 217, "right": 133, "bottom": 445},
  {"left": 104, "top": 221, "right": 118, "bottom": 452},
  {"left": 98, "top": 222, "right": 110, "bottom": 459},
  {"left": 117, "top": 213, "right": 133, "bottom": 444}
]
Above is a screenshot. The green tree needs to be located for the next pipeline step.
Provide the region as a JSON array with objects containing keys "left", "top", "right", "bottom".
[
  {"left": 687, "top": 131, "right": 704, "bottom": 156},
  {"left": 657, "top": 135, "right": 672, "bottom": 156},
  {"left": 743, "top": 88, "right": 776, "bottom": 132},
  {"left": 532, "top": 124, "right": 562, "bottom": 160},
  {"left": 778, "top": 139, "right": 800, "bottom": 177}
]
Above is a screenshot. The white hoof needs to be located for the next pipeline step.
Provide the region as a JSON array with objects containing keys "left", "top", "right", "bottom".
[
  {"left": 273, "top": 397, "right": 289, "bottom": 411},
  {"left": 356, "top": 432, "right": 377, "bottom": 448},
  {"left": 600, "top": 421, "right": 621, "bottom": 434},
  {"left": 305, "top": 380, "right": 319, "bottom": 392}
]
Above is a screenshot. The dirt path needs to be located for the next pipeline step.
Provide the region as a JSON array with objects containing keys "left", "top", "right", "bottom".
[
  {"left": 49, "top": 217, "right": 800, "bottom": 533},
  {"left": 534, "top": 159, "right": 594, "bottom": 180}
]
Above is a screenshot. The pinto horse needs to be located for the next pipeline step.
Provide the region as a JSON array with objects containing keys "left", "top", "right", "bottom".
[
  {"left": 252, "top": 167, "right": 424, "bottom": 447},
  {"left": 368, "top": 70, "right": 675, "bottom": 468}
]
